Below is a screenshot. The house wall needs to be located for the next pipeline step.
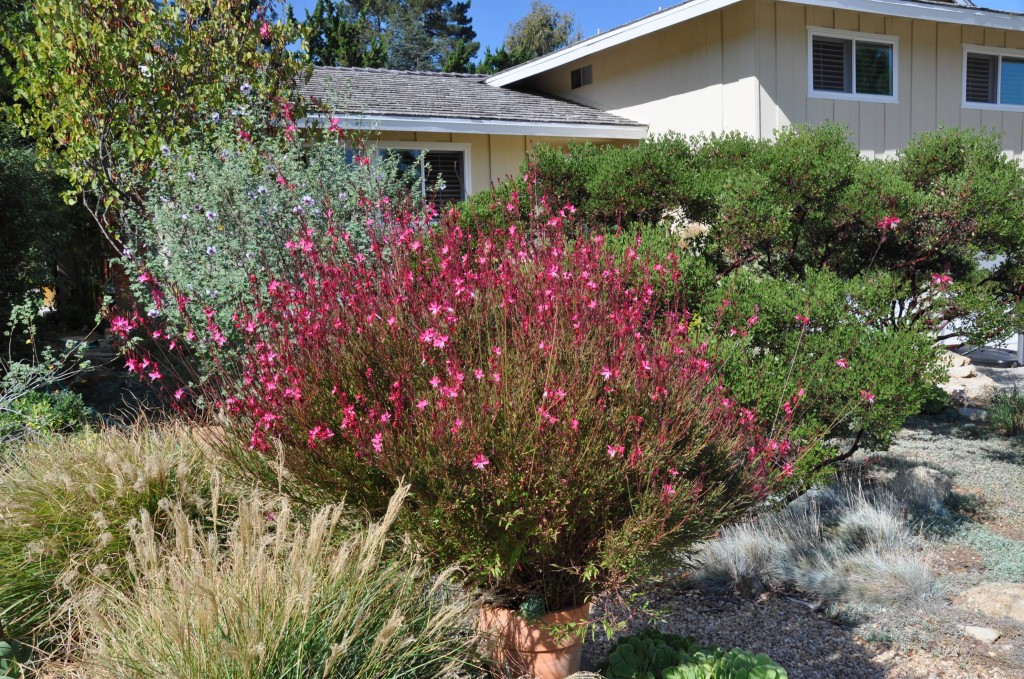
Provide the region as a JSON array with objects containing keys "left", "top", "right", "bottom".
[
  {"left": 516, "top": 0, "right": 1024, "bottom": 157},
  {"left": 757, "top": 0, "right": 1024, "bottom": 157},
  {"left": 518, "top": 3, "right": 761, "bottom": 138},
  {"left": 372, "top": 131, "right": 620, "bottom": 194}
]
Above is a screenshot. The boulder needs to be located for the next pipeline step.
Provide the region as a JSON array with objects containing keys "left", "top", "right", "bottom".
[
  {"left": 939, "top": 351, "right": 972, "bottom": 368},
  {"left": 893, "top": 466, "right": 952, "bottom": 513},
  {"left": 955, "top": 583, "right": 1024, "bottom": 623},
  {"left": 947, "top": 365, "right": 977, "bottom": 379},
  {"left": 940, "top": 372, "right": 1000, "bottom": 405},
  {"left": 963, "top": 625, "right": 1002, "bottom": 644}
]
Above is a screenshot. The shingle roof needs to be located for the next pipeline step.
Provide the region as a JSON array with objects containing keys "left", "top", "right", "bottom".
[{"left": 298, "top": 66, "right": 645, "bottom": 129}]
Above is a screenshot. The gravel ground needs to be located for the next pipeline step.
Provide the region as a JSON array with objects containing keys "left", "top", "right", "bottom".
[{"left": 577, "top": 410, "right": 1024, "bottom": 678}]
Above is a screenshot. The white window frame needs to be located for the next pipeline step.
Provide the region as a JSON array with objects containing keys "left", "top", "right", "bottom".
[
  {"left": 807, "top": 27, "right": 899, "bottom": 104},
  {"left": 962, "top": 45, "right": 1024, "bottom": 112},
  {"left": 370, "top": 141, "right": 473, "bottom": 201}
]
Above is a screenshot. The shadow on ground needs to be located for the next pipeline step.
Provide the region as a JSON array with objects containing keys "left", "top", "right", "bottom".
[{"left": 580, "top": 586, "right": 891, "bottom": 678}]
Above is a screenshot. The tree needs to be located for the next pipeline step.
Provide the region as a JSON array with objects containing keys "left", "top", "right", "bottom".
[
  {"left": 475, "top": 1, "right": 579, "bottom": 74},
  {"left": 301, "top": 0, "right": 389, "bottom": 68},
  {"left": 300, "top": 1, "right": 479, "bottom": 72},
  {"left": 1, "top": 0, "right": 305, "bottom": 247}
]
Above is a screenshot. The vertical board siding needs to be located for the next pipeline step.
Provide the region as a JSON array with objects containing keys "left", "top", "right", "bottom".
[
  {"left": 723, "top": 1, "right": 760, "bottom": 136},
  {"left": 775, "top": 2, "right": 807, "bottom": 127},
  {"left": 755, "top": 1, "right": 1024, "bottom": 157},
  {"left": 805, "top": 7, "right": 835, "bottom": 127},
  {"left": 910, "top": 21, "right": 938, "bottom": 137},
  {"left": 757, "top": 0, "right": 779, "bottom": 137},
  {"left": 935, "top": 23, "right": 963, "bottom": 129}
]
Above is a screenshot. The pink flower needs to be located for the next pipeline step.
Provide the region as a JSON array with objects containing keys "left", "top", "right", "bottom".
[
  {"left": 877, "top": 216, "right": 901, "bottom": 231},
  {"left": 794, "top": 314, "right": 810, "bottom": 326},
  {"left": 492, "top": 346, "right": 502, "bottom": 357},
  {"left": 781, "top": 462, "right": 794, "bottom": 477},
  {"left": 472, "top": 453, "right": 490, "bottom": 471},
  {"left": 237, "top": 129, "right": 251, "bottom": 142},
  {"left": 259, "top": 21, "right": 271, "bottom": 40},
  {"left": 110, "top": 316, "right": 134, "bottom": 336},
  {"left": 416, "top": 399, "right": 429, "bottom": 410},
  {"left": 836, "top": 357, "right": 849, "bottom": 369},
  {"left": 600, "top": 366, "right": 613, "bottom": 381},
  {"left": 860, "top": 389, "right": 876, "bottom": 405},
  {"left": 147, "top": 369, "right": 162, "bottom": 381},
  {"left": 307, "top": 425, "right": 334, "bottom": 447},
  {"left": 747, "top": 314, "right": 759, "bottom": 326},
  {"left": 474, "top": 369, "right": 485, "bottom": 380},
  {"left": 607, "top": 444, "right": 624, "bottom": 459},
  {"left": 371, "top": 432, "right": 384, "bottom": 453},
  {"left": 173, "top": 388, "right": 186, "bottom": 401},
  {"left": 931, "top": 273, "right": 953, "bottom": 290}
]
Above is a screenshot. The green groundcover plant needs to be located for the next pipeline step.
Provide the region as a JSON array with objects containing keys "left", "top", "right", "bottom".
[{"left": 600, "top": 629, "right": 788, "bottom": 679}]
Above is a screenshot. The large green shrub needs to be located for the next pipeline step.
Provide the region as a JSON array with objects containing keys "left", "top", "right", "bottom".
[
  {"left": 694, "top": 268, "right": 942, "bottom": 478},
  {"left": 462, "top": 124, "right": 1024, "bottom": 481}
]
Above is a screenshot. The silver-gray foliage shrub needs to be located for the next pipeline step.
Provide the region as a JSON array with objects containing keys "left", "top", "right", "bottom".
[{"left": 690, "top": 482, "right": 938, "bottom": 607}]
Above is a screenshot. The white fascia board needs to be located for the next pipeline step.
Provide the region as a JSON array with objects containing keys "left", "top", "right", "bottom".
[
  {"left": 484, "top": 0, "right": 743, "bottom": 87},
  {"left": 301, "top": 113, "right": 648, "bottom": 140},
  {"left": 781, "top": 0, "right": 1024, "bottom": 32}
]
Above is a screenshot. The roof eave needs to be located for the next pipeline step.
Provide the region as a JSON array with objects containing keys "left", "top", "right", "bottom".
[
  {"left": 485, "top": 0, "right": 1024, "bottom": 88},
  {"left": 301, "top": 113, "right": 649, "bottom": 139},
  {"left": 780, "top": 0, "right": 1024, "bottom": 31},
  {"left": 484, "top": 0, "right": 743, "bottom": 88}
]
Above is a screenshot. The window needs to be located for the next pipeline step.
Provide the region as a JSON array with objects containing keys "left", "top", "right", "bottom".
[
  {"left": 808, "top": 28, "right": 897, "bottom": 101},
  {"left": 376, "top": 145, "right": 470, "bottom": 205},
  {"left": 570, "top": 64, "right": 592, "bottom": 89},
  {"left": 964, "top": 47, "right": 1024, "bottom": 108}
]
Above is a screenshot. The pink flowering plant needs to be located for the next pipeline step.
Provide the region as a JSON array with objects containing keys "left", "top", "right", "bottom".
[{"left": 216, "top": 205, "right": 799, "bottom": 611}]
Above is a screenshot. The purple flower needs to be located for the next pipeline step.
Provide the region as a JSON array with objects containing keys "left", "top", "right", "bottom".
[
  {"left": 206, "top": 246, "right": 217, "bottom": 256},
  {"left": 240, "top": 82, "right": 252, "bottom": 96},
  {"left": 205, "top": 210, "right": 217, "bottom": 221}
]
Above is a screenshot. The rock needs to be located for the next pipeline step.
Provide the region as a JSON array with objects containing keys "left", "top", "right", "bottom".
[
  {"left": 955, "top": 583, "right": 1024, "bottom": 622},
  {"left": 963, "top": 625, "right": 1002, "bottom": 643},
  {"left": 734, "top": 574, "right": 766, "bottom": 600},
  {"left": 948, "top": 365, "right": 977, "bottom": 379},
  {"left": 893, "top": 466, "right": 952, "bottom": 513},
  {"left": 940, "top": 351, "right": 972, "bottom": 368},
  {"left": 940, "top": 372, "right": 1000, "bottom": 405}
]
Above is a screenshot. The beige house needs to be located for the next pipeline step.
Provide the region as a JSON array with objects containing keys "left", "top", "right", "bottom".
[{"left": 300, "top": 0, "right": 1024, "bottom": 199}]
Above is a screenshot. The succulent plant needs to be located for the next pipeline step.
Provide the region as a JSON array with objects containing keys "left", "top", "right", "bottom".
[
  {"left": 599, "top": 630, "right": 787, "bottom": 679},
  {"left": 601, "top": 630, "right": 699, "bottom": 679},
  {"left": 518, "top": 594, "right": 547, "bottom": 622}
]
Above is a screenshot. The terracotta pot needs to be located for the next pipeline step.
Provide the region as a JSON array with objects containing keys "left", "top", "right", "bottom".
[{"left": 478, "top": 602, "right": 590, "bottom": 679}]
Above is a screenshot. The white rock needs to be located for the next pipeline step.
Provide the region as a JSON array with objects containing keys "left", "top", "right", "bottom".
[
  {"left": 963, "top": 625, "right": 1002, "bottom": 643},
  {"left": 948, "top": 365, "right": 977, "bottom": 379},
  {"left": 955, "top": 583, "right": 1024, "bottom": 622},
  {"left": 940, "top": 351, "right": 972, "bottom": 368}
]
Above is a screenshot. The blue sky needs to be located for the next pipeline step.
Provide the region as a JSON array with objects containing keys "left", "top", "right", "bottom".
[{"left": 288, "top": 1, "right": 1024, "bottom": 54}]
